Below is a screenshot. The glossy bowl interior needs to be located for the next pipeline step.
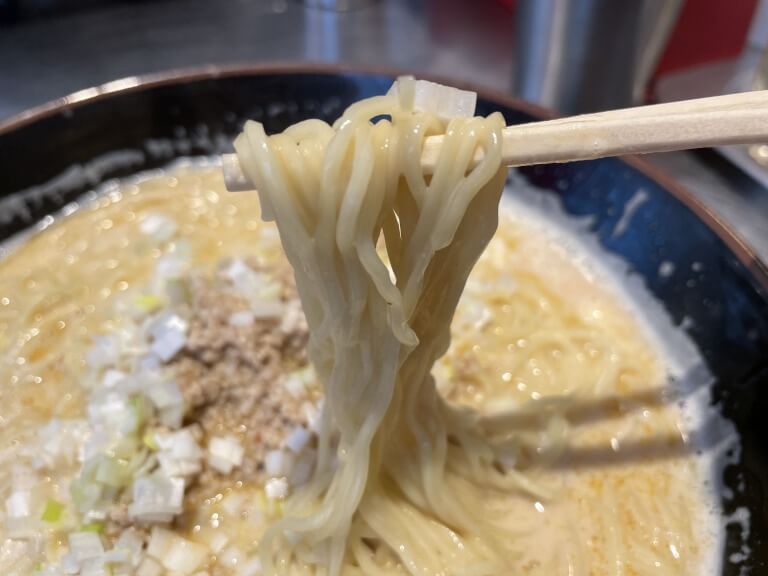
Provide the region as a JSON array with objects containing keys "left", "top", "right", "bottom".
[{"left": 0, "top": 65, "right": 766, "bottom": 574}]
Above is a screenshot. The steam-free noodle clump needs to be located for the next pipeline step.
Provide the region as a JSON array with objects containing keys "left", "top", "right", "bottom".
[{"left": 235, "top": 78, "right": 542, "bottom": 574}]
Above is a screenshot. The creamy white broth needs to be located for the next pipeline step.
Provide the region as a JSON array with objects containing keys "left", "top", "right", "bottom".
[{"left": 0, "top": 164, "right": 723, "bottom": 575}]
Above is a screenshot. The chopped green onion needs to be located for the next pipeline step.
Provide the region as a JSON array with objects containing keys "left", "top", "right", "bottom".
[
  {"left": 80, "top": 521, "right": 104, "bottom": 533},
  {"left": 111, "top": 436, "right": 140, "bottom": 461},
  {"left": 128, "top": 395, "right": 150, "bottom": 434},
  {"left": 166, "top": 277, "right": 191, "bottom": 305},
  {"left": 143, "top": 430, "right": 159, "bottom": 451},
  {"left": 41, "top": 499, "right": 65, "bottom": 523},
  {"left": 95, "top": 455, "right": 132, "bottom": 488},
  {"left": 135, "top": 293, "right": 164, "bottom": 313},
  {"left": 256, "top": 283, "right": 282, "bottom": 301}
]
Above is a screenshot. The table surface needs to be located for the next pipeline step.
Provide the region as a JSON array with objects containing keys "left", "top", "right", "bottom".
[{"left": 2, "top": 0, "right": 766, "bottom": 263}]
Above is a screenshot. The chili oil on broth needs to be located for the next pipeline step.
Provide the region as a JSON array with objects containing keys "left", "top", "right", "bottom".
[{"left": 0, "top": 162, "right": 719, "bottom": 575}]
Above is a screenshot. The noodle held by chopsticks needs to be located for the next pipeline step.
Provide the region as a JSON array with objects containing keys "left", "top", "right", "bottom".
[{"left": 235, "top": 78, "right": 533, "bottom": 575}]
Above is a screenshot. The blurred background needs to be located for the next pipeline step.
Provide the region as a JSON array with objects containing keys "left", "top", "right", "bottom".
[{"left": 1, "top": 0, "right": 767, "bottom": 253}]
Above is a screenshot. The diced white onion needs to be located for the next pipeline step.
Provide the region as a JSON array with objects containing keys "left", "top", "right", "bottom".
[
  {"left": 5, "top": 491, "right": 31, "bottom": 518},
  {"left": 147, "top": 528, "right": 208, "bottom": 575},
  {"left": 158, "top": 404, "right": 184, "bottom": 429},
  {"left": 148, "top": 311, "right": 187, "bottom": 342},
  {"left": 136, "top": 556, "right": 163, "bottom": 576},
  {"left": 88, "top": 391, "right": 131, "bottom": 430},
  {"left": 283, "top": 375, "right": 305, "bottom": 398},
  {"left": 146, "top": 527, "right": 175, "bottom": 558},
  {"left": 128, "top": 475, "right": 185, "bottom": 521},
  {"left": 85, "top": 336, "right": 120, "bottom": 370},
  {"left": 222, "top": 259, "right": 254, "bottom": 282},
  {"left": 255, "top": 283, "right": 282, "bottom": 302},
  {"left": 264, "top": 450, "right": 293, "bottom": 477},
  {"left": 387, "top": 77, "right": 477, "bottom": 119},
  {"left": 228, "top": 311, "right": 255, "bottom": 327},
  {"left": 155, "top": 428, "right": 203, "bottom": 459},
  {"left": 298, "top": 366, "right": 315, "bottom": 384},
  {"left": 79, "top": 558, "right": 108, "bottom": 576},
  {"left": 139, "top": 213, "right": 177, "bottom": 243},
  {"left": 146, "top": 380, "right": 183, "bottom": 410},
  {"left": 148, "top": 313, "right": 188, "bottom": 362},
  {"left": 222, "top": 260, "right": 268, "bottom": 296},
  {"left": 139, "top": 354, "right": 162, "bottom": 373},
  {"left": 5, "top": 516, "right": 39, "bottom": 539},
  {"left": 284, "top": 426, "right": 311, "bottom": 454},
  {"left": 101, "top": 369, "right": 127, "bottom": 389},
  {"left": 82, "top": 508, "right": 107, "bottom": 523},
  {"left": 157, "top": 454, "right": 201, "bottom": 478},
  {"left": 102, "top": 547, "right": 132, "bottom": 566},
  {"left": 153, "top": 253, "right": 189, "bottom": 288},
  {"left": 279, "top": 301, "right": 305, "bottom": 334},
  {"left": 264, "top": 477, "right": 289, "bottom": 500},
  {"left": 61, "top": 553, "right": 81, "bottom": 574},
  {"left": 68, "top": 532, "right": 105, "bottom": 562},
  {"left": 154, "top": 428, "right": 203, "bottom": 478},
  {"left": 113, "top": 529, "right": 144, "bottom": 567},
  {"left": 94, "top": 455, "right": 131, "bottom": 488},
  {"left": 207, "top": 436, "right": 244, "bottom": 475},
  {"left": 249, "top": 300, "right": 284, "bottom": 319}
]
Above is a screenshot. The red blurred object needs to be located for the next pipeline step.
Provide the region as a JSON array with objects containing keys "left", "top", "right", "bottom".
[{"left": 655, "top": 0, "right": 759, "bottom": 75}]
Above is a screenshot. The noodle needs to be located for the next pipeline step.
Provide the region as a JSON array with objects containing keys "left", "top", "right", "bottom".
[
  {"left": 234, "top": 78, "right": 552, "bottom": 574},
  {"left": 0, "top": 82, "right": 720, "bottom": 576}
]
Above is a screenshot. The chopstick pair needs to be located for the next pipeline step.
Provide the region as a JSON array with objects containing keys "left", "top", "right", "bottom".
[{"left": 223, "top": 90, "right": 768, "bottom": 192}]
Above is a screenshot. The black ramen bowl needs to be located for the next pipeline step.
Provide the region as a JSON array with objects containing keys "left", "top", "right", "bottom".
[{"left": 0, "top": 64, "right": 766, "bottom": 574}]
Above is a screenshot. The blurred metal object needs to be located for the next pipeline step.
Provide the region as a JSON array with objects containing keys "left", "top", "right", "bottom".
[
  {"left": 717, "top": 0, "right": 768, "bottom": 187},
  {"left": 632, "top": 0, "right": 685, "bottom": 102},
  {"left": 0, "top": 0, "right": 764, "bottom": 259},
  {"left": 514, "top": 0, "right": 682, "bottom": 114},
  {"left": 302, "top": 0, "right": 377, "bottom": 12},
  {"left": 725, "top": 0, "right": 768, "bottom": 94}
]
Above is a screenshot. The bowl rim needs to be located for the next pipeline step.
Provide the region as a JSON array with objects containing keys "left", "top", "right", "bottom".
[{"left": 2, "top": 61, "right": 766, "bottom": 290}]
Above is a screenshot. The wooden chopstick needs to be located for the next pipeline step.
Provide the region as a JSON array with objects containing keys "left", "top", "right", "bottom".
[{"left": 223, "top": 90, "right": 768, "bottom": 191}]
